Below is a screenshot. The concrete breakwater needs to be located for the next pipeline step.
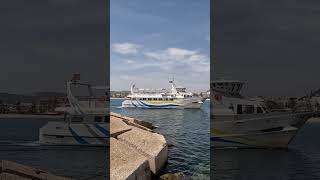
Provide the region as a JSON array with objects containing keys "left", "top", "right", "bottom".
[
  {"left": 110, "top": 112, "right": 168, "bottom": 180},
  {"left": 0, "top": 160, "right": 72, "bottom": 180}
]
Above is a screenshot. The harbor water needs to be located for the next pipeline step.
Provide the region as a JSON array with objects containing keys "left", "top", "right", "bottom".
[
  {"left": 0, "top": 118, "right": 107, "bottom": 179},
  {"left": 211, "top": 120, "right": 320, "bottom": 180},
  {"left": 111, "top": 99, "right": 210, "bottom": 179}
]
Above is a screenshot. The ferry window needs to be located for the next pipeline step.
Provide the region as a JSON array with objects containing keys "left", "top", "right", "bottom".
[
  {"left": 153, "top": 98, "right": 157, "bottom": 101},
  {"left": 165, "top": 98, "right": 168, "bottom": 101},
  {"left": 257, "top": 107, "right": 263, "bottom": 113},
  {"left": 158, "top": 98, "right": 163, "bottom": 101},
  {"left": 169, "top": 98, "right": 173, "bottom": 101},
  {"left": 148, "top": 98, "right": 152, "bottom": 100},
  {"left": 245, "top": 105, "right": 254, "bottom": 114},
  {"left": 229, "top": 105, "right": 234, "bottom": 112},
  {"left": 132, "top": 98, "right": 136, "bottom": 100},
  {"left": 237, "top": 105, "right": 242, "bottom": 114},
  {"left": 142, "top": 98, "right": 146, "bottom": 100}
]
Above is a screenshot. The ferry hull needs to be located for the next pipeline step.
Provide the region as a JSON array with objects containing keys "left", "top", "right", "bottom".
[
  {"left": 212, "top": 112, "right": 312, "bottom": 134},
  {"left": 39, "top": 122, "right": 108, "bottom": 146},
  {"left": 121, "top": 99, "right": 203, "bottom": 109},
  {"left": 211, "top": 112, "right": 312, "bottom": 148},
  {"left": 211, "top": 127, "right": 297, "bottom": 148}
]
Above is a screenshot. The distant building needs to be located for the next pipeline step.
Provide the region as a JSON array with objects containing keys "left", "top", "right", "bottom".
[
  {"left": 110, "top": 91, "right": 130, "bottom": 98},
  {"left": 36, "top": 96, "right": 68, "bottom": 114},
  {"left": 0, "top": 92, "right": 68, "bottom": 114}
]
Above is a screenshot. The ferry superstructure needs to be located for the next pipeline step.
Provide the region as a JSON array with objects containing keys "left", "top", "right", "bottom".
[
  {"left": 211, "top": 79, "right": 313, "bottom": 148},
  {"left": 122, "top": 80, "right": 204, "bottom": 109}
]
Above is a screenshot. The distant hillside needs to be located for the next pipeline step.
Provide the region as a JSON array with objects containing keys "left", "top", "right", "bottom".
[
  {"left": 32, "top": 92, "right": 66, "bottom": 98},
  {"left": 0, "top": 93, "right": 33, "bottom": 104},
  {"left": 0, "top": 92, "right": 66, "bottom": 104}
]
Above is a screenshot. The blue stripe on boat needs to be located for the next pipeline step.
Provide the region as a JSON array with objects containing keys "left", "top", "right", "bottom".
[
  {"left": 131, "top": 100, "right": 137, "bottom": 107},
  {"left": 95, "top": 123, "right": 109, "bottom": 137},
  {"left": 68, "top": 126, "right": 89, "bottom": 145}
]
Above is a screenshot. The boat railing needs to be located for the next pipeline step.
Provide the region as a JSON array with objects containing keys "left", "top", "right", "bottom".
[
  {"left": 74, "top": 96, "right": 107, "bottom": 109},
  {"left": 133, "top": 90, "right": 169, "bottom": 94},
  {"left": 232, "top": 111, "right": 312, "bottom": 122},
  {"left": 65, "top": 113, "right": 108, "bottom": 124}
]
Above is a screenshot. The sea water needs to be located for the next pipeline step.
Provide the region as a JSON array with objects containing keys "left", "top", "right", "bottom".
[
  {"left": 211, "top": 120, "right": 320, "bottom": 180},
  {"left": 111, "top": 99, "right": 210, "bottom": 179},
  {"left": 0, "top": 118, "right": 107, "bottom": 179}
]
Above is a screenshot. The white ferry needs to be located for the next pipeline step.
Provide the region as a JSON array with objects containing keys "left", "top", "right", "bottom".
[
  {"left": 211, "top": 79, "right": 313, "bottom": 148},
  {"left": 122, "top": 80, "right": 204, "bottom": 109},
  {"left": 39, "top": 75, "right": 108, "bottom": 146}
]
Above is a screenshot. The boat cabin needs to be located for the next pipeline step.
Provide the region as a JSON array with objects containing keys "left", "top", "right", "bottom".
[
  {"left": 211, "top": 80, "right": 244, "bottom": 95},
  {"left": 223, "top": 98, "right": 269, "bottom": 115},
  {"left": 176, "top": 87, "right": 186, "bottom": 93},
  {"left": 232, "top": 104, "right": 268, "bottom": 114}
]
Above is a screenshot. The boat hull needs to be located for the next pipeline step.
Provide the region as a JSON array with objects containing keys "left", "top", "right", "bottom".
[
  {"left": 211, "top": 112, "right": 312, "bottom": 148},
  {"left": 212, "top": 112, "right": 312, "bottom": 133},
  {"left": 211, "top": 126, "right": 298, "bottom": 148},
  {"left": 121, "top": 99, "right": 203, "bottom": 109},
  {"left": 39, "top": 122, "right": 108, "bottom": 146}
]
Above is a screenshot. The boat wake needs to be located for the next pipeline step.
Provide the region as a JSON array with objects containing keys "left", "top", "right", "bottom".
[{"left": 0, "top": 140, "right": 41, "bottom": 147}]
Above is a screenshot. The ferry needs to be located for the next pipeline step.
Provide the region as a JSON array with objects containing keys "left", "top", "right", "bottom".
[
  {"left": 39, "top": 75, "right": 108, "bottom": 146},
  {"left": 211, "top": 79, "right": 313, "bottom": 148},
  {"left": 122, "top": 80, "right": 204, "bottom": 109}
]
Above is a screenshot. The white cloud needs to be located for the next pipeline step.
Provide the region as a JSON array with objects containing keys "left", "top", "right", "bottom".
[
  {"left": 125, "top": 59, "right": 135, "bottom": 64},
  {"left": 144, "top": 48, "right": 196, "bottom": 61},
  {"left": 111, "top": 43, "right": 142, "bottom": 55},
  {"left": 166, "top": 48, "right": 197, "bottom": 59},
  {"left": 143, "top": 47, "right": 209, "bottom": 72},
  {"left": 112, "top": 46, "right": 210, "bottom": 73},
  {"left": 111, "top": 44, "right": 210, "bottom": 90}
]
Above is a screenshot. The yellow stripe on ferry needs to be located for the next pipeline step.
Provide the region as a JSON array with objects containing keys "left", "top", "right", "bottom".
[{"left": 144, "top": 101, "right": 178, "bottom": 105}]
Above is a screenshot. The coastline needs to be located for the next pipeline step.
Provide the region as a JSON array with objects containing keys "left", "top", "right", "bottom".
[
  {"left": 110, "top": 97, "right": 129, "bottom": 100},
  {"left": 0, "top": 114, "right": 64, "bottom": 119}
]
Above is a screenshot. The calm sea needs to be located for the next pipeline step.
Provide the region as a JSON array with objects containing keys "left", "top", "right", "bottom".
[
  {"left": 212, "top": 121, "right": 320, "bottom": 180},
  {"left": 0, "top": 99, "right": 210, "bottom": 179},
  {"left": 111, "top": 99, "right": 210, "bottom": 179},
  {"left": 0, "top": 118, "right": 107, "bottom": 179}
]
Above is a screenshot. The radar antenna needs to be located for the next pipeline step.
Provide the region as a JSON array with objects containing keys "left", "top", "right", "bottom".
[{"left": 168, "top": 74, "right": 174, "bottom": 83}]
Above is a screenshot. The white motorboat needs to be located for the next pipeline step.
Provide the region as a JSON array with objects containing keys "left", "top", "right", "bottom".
[
  {"left": 211, "top": 79, "right": 313, "bottom": 148},
  {"left": 39, "top": 75, "right": 108, "bottom": 146},
  {"left": 122, "top": 79, "right": 204, "bottom": 109}
]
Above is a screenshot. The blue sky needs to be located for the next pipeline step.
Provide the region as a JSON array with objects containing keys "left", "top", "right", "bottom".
[{"left": 110, "top": 0, "right": 209, "bottom": 91}]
